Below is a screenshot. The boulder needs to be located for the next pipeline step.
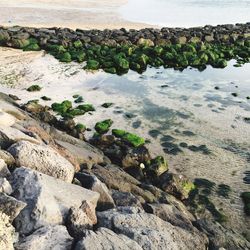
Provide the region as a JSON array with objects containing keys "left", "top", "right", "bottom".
[
  {"left": 0, "top": 212, "right": 15, "bottom": 250},
  {"left": 97, "top": 207, "right": 208, "bottom": 250},
  {"left": 159, "top": 172, "right": 195, "bottom": 200},
  {"left": 0, "top": 159, "right": 10, "bottom": 177},
  {"left": 0, "top": 178, "right": 12, "bottom": 194},
  {"left": 195, "top": 219, "right": 250, "bottom": 250},
  {"left": 8, "top": 141, "right": 75, "bottom": 182},
  {"left": 0, "top": 193, "right": 26, "bottom": 222},
  {"left": 0, "top": 111, "right": 16, "bottom": 127},
  {"left": 66, "top": 201, "right": 97, "bottom": 238},
  {"left": 15, "top": 225, "right": 73, "bottom": 250},
  {"left": 137, "top": 38, "right": 154, "bottom": 47},
  {"left": 11, "top": 167, "right": 99, "bottom": 235},
  {"left": 91, "top": 164, "right": 156, "bottom": 203},
  {"left": 0, "top": 150, "right": 16, "bottom": 166},
  {"left": 75, "top": 227, "right": 142, "bottom": 250},
  {"left": 0, "top": 126, "right": 39, "bottom": 149},
  {"left": 76, "top": 172, "right": 115, "bottom": 211},
  {"left": 111, "top": 190, "right": 142, "bottom": 208}
]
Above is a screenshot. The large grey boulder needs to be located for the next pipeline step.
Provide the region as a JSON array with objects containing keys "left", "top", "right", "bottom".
[
  {"left": 11, "top": 167, "right": 100, "bottom": 235},
  {"left": 76, "top": 172, "right": 115, "bottom": 211},
  {"left": 0, "top": 211, "right": 15, "bottom": 250},
  {"left": 111, "top": 190, "right": 142, "bottom": 208},
  {"left": 0, "top": 126, "right": 39, "bottom": 149},
  {"left": 75, "top": 227, "right": 143, "bottom": 250},
  {"left": 97, "top": 207, "right": 208, "bottom": 250},
  {"left": 8, "top": 141, "right": 75, "bottom": 182},
  {"left": 0, "top": 193, "right": 26, "bottom": 221},
  {"left": 15, "top": 225, "right": 73, "bottom": 250}
]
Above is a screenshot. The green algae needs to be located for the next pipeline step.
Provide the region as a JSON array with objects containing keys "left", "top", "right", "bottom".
[
  {"left": 95, "top": 119, "right": 113, "bottom": 134},
  {"left": 27, "top": 85, "right": 42, "bottom": 92},
  {"left": 112, "top": 129, "right": 145, "bottom": 147}
]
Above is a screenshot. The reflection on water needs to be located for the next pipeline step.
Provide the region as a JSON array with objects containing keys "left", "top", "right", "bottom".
[
  {"left": 120, "top": 0, "right": 250, "bottom": 27},
  {"left": 85, "top": 60, "right": 250, "bottom": 229}
]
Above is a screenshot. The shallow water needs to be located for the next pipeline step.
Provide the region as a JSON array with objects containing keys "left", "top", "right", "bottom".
[
  {"left": 0, "top": 48, "right": 249, "bottom": 231},
  {"left": 120, "top": 0, "right": 250, "bottom": 27}
]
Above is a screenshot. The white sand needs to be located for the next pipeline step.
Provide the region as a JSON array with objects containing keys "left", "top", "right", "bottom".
[{"left": 0, "top": 0, "right": 155, "bottom": 30}]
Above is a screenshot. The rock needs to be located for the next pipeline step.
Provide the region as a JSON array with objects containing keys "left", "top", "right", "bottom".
[
  {"left": 0, "top": 178, "right": 12, "bottom": 194},
  {"left": 137, "top": 38, "right": 154, "bottom": 47},
  {"left": 0, "top": 150, "right": 16, "bottom": 166},
  {"left": 91, "top": 164, "right": 156, "bottom": 203},
  {"left": 66, "top": 201, "right": 97, "bottom": 238},
  {"left": 76, "top": 172, "right": 115, "bottom": 211},
  {"left": 11, "top": 167, "right": 99, "bottom": 235},
  {"left": 0, "top": 159, "right": 10, "bottom": 177},
  {"left": 0, "top": 126, "right": 39, "bottom": 149},
  {"left": 145, "top": 203, "right": 195, "bottom": 231},
  {"left": 0, "top": 193, "right": 26, "bottom": 222},
  {"left": 8, "top": 141, "right": 75, "bottom": 182},
  {"left": 195, "top": 218, "right": 250, "bottom": 250},
  {"left": 75, "top": 227, "right": 143, "bottom": 250},
  {"left": 111, "top": 190, "right": 142, "bottom": 208},
  {"left": 0, "top": 30, "right": 10, "bottom": 44},
  {"left": 0, "top": 111, "right": 16, "bottom": 127},
  {"left": 0, "top": 212, "right": 15, "bottom": 250},
  {"left": 204, "top": 35, "right": 214, "bottom": 42},
  {"left": 15, "top": 225, "right": 73, "bottom": 250},
  {"left": 159, "top": 172, "right": 195, "bottom": 200},
  {"left": 97, "top": 207, "right": 208, "bottom": 250}
]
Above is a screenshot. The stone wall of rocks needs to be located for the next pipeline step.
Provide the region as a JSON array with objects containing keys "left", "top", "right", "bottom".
[{"left": 0, "top": 23, "right": 250, "bottom": 48}]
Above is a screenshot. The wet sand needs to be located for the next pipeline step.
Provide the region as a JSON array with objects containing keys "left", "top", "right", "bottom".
[{"left": 0, "top": 0, "right": 155, "bottom": 30}]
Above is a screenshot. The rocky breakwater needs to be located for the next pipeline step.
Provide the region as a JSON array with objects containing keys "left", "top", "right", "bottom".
[
  {"left": 0, "top": 23, "right": 249, "bottom": 75},
  {"left": 0, "top": 91, "right": 250, "bottom": 250}
]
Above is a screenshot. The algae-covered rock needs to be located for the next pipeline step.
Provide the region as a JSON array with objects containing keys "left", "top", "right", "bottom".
[
  {"left": 77, "top": 104, "right": 95, "bottom": 112},
  {"left": 146, "top": 156, "right": 168, "bottom": 177},
  {"left": 85, "top": 60, "right": 100, "bottom": 70},
  {"left": 52, "top": 100, "right": 72, "bottom": 115},
  {"left": 95, "top": 119, "right": 113, "bottom": 134},
  {"left": 0, "top": 30, "right": 10, "bottom": 45},
  {"left": 58, "top": 52, "right": 72, "bottom": 63},
  {"left": 112, "top": 129, "right": 145, "bottom": 147},
  {"left": 27, "top": 85, "right": 42, "bottom": 92}
]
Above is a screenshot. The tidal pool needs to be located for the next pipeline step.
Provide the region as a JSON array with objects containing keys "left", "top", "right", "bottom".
[{"left": 0, "top": 48, "right": 249, "bottom": 231}]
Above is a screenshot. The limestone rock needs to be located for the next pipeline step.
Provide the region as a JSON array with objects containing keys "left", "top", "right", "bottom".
[
  {"left": 0, "top": 150, "right": 16, "bottom": 166},
  {"left": 66, "top": 201, "right": 97, "bottom": 238},
  {"left": 0, "top": 126, "right": 39, "bottom": 149},
  {"left": 0, "top": 212, "right": 15, "bottom": 250},
  {"left": 8, "top": 141, "right": 75, "bottom": 182},
  {"left": 0, "top": 178, "right": 12, "bottom": 194},
  {"left": 15, "top": 225, "right": 73, "bottom": 250},
  {"left": 11, "top": 167, "right": 99, "bottom": 235},
  {"left": 0, "top": 193, "right": 26, "bottom": 221},
  {"left": 0, "top": 111, "right": 16, "bottom": 127},
  {"left": 75, "top": 227, "right": 143, "bottom": 250},
  {"left": 0, "top": 159, "right": 10, "bottom": 177},
  {"left": 76, "top": 172, "right": 115, "bottom": 211},
  {"left": 97, "top": 207, "right": 208, "bottom": 250}
]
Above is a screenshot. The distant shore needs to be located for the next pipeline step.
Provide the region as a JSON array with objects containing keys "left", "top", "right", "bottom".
[{"left": 0, "top": 0, "right": 155, "bottom": 30}]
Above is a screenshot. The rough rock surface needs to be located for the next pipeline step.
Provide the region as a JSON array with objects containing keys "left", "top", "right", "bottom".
[
  {"left": 0, "top": 126, "right": 39, "bottom": 149},
  {"left": 8, "top": 140, "right": 75, "bottom": 182},
  {"left": 111, "top": 190, "right": 142, "bottom": 208},
  {"left": 0, "top": 110, "right": 16, "bottom": 127},
  {"left": 15, "top": 225, "right": 73, "bottom": 250},
  {"left": 0, "top": 159, "right": 10, "bottom": 177},
  {"left": 97, "top": 207, "right": 208, "bottom": 250},
  {"left": 0, "top": 193, "right": 26, "bottom": 222},
  {"left": 91, "top": 164, "right": 156, "bottom": 203},
  {"left": 0, "top": 178, "right": 12, "bottom": 194},
  {"left": 75, "top": 227, "right": 143, "bottom": 250},
  {"left": 76, "top": 172, "right": 115, "bottom": 211},
  {"left": 0, "top": 211, "right": 15, "bottom": 250},
  {"left": 0, "top": 150, "right": 15, "bottom": 166},
  {"left": 66, "top": 201, "right": 97, "bottom": 239},
  {"left": 11, "top": 167, "right": 99, "bottom": 235}
]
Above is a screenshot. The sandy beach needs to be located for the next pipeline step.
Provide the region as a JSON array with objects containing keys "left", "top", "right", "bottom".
[{"left": 0, "top": 0, "right": 154, "bottom": 30}]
